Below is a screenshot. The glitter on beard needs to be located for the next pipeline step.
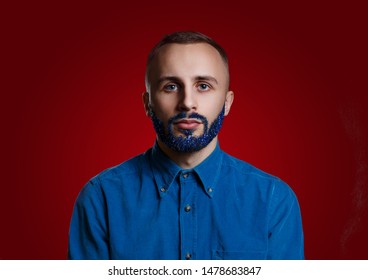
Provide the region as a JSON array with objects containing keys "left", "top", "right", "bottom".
[{"left": 149, "top": 105, "right": 225, "bottom": 153}]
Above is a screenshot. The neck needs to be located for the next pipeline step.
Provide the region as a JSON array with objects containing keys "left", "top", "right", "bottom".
[{"left": 157, "top": 137, "right": 218, "bottom": 169}]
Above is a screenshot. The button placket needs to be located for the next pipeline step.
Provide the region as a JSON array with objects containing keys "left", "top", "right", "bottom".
[{"left": 179, "top": 170, "right": 196, "bottom": 260}]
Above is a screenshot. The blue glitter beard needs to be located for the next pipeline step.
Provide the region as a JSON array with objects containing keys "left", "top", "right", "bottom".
[{"left": 149, "top": 106, "right": 225, "bottom": 153}]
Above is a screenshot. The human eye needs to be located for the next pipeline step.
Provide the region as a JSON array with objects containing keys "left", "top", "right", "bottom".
[
  {"left": 163, "top": 83, "right": 179, "bottom": 92},
  {"left": 197, "top": 83, "right": 211, "bottom": 92}
]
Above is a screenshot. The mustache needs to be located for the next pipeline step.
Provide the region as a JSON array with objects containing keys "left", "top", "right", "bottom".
[{"left": 168, "top": 112, "right": 208, "bottom": 124}]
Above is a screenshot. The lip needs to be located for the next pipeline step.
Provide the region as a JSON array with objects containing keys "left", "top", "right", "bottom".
[{"left": 174, "top": 119, "right": 202, "bottom": 130}]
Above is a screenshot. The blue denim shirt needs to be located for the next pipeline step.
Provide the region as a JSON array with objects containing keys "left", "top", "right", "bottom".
[{"left": 68, "top": 142, "right": 304, "bottom": 259}]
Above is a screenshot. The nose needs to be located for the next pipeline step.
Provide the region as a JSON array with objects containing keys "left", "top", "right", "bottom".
[{"left": 178, "top": 86, "right": 197, "bottom": 112}]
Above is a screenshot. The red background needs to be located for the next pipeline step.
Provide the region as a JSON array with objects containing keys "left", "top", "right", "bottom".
[{"left": 1, "top": 1, "right": 367, "bottom": 259}]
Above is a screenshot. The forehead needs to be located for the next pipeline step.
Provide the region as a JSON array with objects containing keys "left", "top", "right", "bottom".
[{"left": 150, "top": 43, "right": 228, "bottom": 79}]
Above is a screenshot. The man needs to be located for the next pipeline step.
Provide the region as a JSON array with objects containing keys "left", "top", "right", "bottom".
[{"left": 68, "top": 31, "right": 304, "bottom": 260}]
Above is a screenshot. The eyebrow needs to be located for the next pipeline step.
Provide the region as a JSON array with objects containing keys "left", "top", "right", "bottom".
[
  {"left": 157, "top": 75, "right": 219, "bottom": 85},
  {"left": 195, "top": 76, "right": 218, "bottom": 85}
]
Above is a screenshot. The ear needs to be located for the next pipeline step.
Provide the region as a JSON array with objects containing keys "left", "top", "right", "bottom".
[
  {"left": 224, "top": 90, "right": 234, "bottom": 116},
  {"left": 142, "top": 92, "right": 150, "bottom": 117}
]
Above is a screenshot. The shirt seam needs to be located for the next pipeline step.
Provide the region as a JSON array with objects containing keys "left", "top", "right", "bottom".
[{"left": 223, "top": 162, "right": 279, "bottom": 182}]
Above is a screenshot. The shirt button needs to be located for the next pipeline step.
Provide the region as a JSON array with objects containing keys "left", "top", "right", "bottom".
[
  {"left": 160, "top": 187, "right": 166, "bottom": 192},
  {"left": 184, "top": 205, "right": 191, "bottom": 212},
  {"left": 185, "top": 253, "right": 191, "bottom": 260},
  {"left": 208, "top": 187, "right": 213, "bottom": 193},
  {"left": 183, "top": 173, "right": 189, "bottom": 178}
]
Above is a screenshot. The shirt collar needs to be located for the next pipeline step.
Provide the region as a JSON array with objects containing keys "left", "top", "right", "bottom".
[
  {"left": 150, "top": 141, "right": 223, "bottom": 198},
  {"left": 150, "top": 142, "right": 181, "bottom": 197},
  {"left": 193, "top": 142, "right": 223, "bottom": 198}
]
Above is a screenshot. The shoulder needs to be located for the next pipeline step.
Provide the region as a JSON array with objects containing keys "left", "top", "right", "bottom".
[
  {"left": 90, "top": 148, "right": 152, "bottom": 184},
  {"left": 97, "top": 150, "right": 150, "bottom": 180},
  {"left": 221, "top": 151, "right": 296, "bottom": 198},
  {"left": 222, "top": 151, "right": 278, "bottom": 181},
  {"left": 77, "top": 149, "right": 152, "bottom": 201}
]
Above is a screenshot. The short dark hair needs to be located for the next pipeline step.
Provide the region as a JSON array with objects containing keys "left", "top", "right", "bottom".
[
  {"left": 145, "top": 31, "right": 229, "bottom": 90},
  {"left": 147, "top": 31, "right": 228, "bottom": 66}
]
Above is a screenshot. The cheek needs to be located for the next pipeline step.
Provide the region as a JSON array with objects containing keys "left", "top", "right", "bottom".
[
  {"left": 151, "top": 98, "right": 176, "bottom": 121},
  {"left": 199, "top": 96, "right": 225, "bottom": 120}
]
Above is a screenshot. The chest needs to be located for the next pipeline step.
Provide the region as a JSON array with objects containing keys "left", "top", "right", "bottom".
[{"left": 105, "top": 175, "right": 269, "bottom": 259}]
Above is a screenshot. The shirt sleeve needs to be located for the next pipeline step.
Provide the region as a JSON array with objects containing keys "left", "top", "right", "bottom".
[
  {"left": 267, "top": 179, "right": 304, "bottom": 259},
  {"left": 68, "top": 179, "right": 110, "bottom": 259}
]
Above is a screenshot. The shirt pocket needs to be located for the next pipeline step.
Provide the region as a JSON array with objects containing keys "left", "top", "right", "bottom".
[{"left": 212, "top": 250, "right": 266, "bottom": 260}]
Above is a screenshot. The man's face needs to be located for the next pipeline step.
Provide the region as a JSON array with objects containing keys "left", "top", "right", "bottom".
[{"left": 144, "top": 43, "right": 234, "bottom": 152}]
